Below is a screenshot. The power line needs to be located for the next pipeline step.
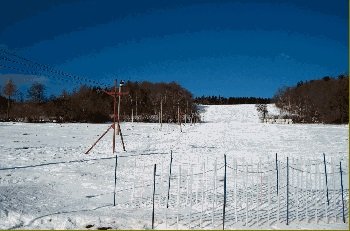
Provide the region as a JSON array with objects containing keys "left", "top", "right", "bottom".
[{"left": 0, "top": 48, "right": 109, "bottom": 88}]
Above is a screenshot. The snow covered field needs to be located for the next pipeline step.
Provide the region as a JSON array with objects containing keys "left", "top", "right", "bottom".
[{"left": 0, "top": 104, "right": 348, "bottom": 229}]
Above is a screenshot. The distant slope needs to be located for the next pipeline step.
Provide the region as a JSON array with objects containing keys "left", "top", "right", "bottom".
[{"left": 199, "top": 104, "right": 279, "bottom": 123}]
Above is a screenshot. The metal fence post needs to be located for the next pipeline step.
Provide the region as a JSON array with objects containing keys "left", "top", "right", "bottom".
[
  {"left": 152, "top": 164, "right": 157, "bottom": 229},
  {"left": 113, "top": 155, "right": 118, "bottom": 206},
  {"left": 323, "top": 153, "right": 329, "bottom": 206},
  {"left": 223, "top": 154, "right": 227, "bottom": 230},
  {"left": 340, "top": 161, "right": 345, "bottom": 223},
  {"left": 287, "top": 157, "right": 289, "bottom": 225}
]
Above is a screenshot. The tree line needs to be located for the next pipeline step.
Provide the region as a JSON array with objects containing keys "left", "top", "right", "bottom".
[
  {"left": 194, "top": 95, "right": 271, "bottom": 105},
  {"left": 0, "top": 80, "right": 200, "bottom": 123},
  {"left": 273, "top": 74, "right": 349, "bottom": 124}
]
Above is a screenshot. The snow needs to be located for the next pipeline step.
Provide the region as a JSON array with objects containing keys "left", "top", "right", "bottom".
[{"left": 0, "top": 104, "right": 348, "bottom": 229}]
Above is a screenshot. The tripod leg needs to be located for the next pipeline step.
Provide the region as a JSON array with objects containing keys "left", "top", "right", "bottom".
[
  {"left": 117, "top": 121, "right": 126, "bottom": 151},
  {"left": 85, "top": 125, "right": 113, "bottom": 154}
]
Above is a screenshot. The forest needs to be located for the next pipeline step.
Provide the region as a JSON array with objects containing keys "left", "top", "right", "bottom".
[
  {"left": 1, "top": 75, "right": 348, "bottom": 124},
  {"left": 273, "top": 74, "right": 349, "bottom": 124},
  {"left": 0, "top": 81, "right": 199, "bottom": 123}
]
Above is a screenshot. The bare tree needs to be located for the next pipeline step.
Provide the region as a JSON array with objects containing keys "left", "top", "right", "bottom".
[
  {"left": 3, "top": 79, "right": 17, "bottom": 119},
  {"left": 28, "top": 82, "right": 46, "bottom": 103},
  {"left": 256, "top": 104, "right": 268, "bottom": 121}
]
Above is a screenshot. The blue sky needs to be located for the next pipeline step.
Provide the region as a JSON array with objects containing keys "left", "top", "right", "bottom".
[{"left": 0, "top": 0, "right": 348, "bottom": 98}]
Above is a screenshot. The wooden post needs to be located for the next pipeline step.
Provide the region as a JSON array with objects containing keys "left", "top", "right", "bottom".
[
  {"left": 117, "top": 81, "right": 122, "bottom": 135},
  {"left": 223, "top": 154, "right": 227, "bottom": 230},
  {"left": 340, "top": 161, "right": 345, "bottom": 223},
  {"left": 117, "top": 121, "right": 126, "bottom": 151},
  {"left": 287, "top": 157, "right": 289, "bottom": 225},
  {"left": 152, "top": 164, "right": 157, "bottom": 229},
  {"left": 85, "top": 125, "right": 113, "bottom": 154},
  {"left": 113, "top": 155, "right": 118, "bottom": 206},
  {"left": 113, "top": 80, "right": 117, "bottom": 153}
]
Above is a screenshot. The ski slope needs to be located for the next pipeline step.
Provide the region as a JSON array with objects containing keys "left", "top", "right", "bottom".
[{"left": 0, "top": 104, "right": 348, "bottom": 229}]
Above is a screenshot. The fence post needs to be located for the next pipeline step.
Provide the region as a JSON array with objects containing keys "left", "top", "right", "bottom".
[
  {"left": 141, "top": 162, "right": 146, "bottom": 203},
  {"left": 323, "top": 153, "right": 329, "bottom": 206},
  {"left": 331, "top": 157, "right": 336, "bottom": 222},
  {"left": 166, "top": 151, "right": 173, "bottom": 209},
  {"left": 258, "top": 160, "right": 263, "bottom": 226},
  {"left": 165, "top": 151, "right": 173, "bottom": 229},
  {"left": 113, "top": 155, "right": 118, "bottom": 206},
  {"left": 340, "top": 161, "right": 345, "bottom": 223},
  {"left": 277, "top": 163, "right": 280, "bottom": 223},
  {"left": 200, "top": 161, "right": 205, "bottom": 228},
  {"left": 205, "top": 156, "right": 209, "bottom": 205},
  {"left": 234, "top": 159, "right": 238, "bottom": 223},
  {"left": 287, "top": 157, "right": 289, "bottom": 225},
  {"left": 188, "top": 164, "right": 193, "bottom": 230},
  {"left": 306, "top": 160, "right": 311, "bottom": 223},
  {"left": 186, "top": 163, "right": 190, "bottom": 205},
  {"left": 255, "top": 162, "right": 259, "bottom": 225},
  {"left": 276, "top": 153, "right": 279, "bottom": 195},
  {"left": 212, "top": 159, "right": 218, "bottom": 228},
  {"left": 223, "top": 154, "right": 227, "bottom": 230},
  {"left": 315, "top": 164, "right": 318, "bottom": 223},
  {"left": 152, "top": 164, "right": 157, "bottom": 229},
  {"left": 267, "top": 158, "right": 271, "bottom": 224},
  {"left": 245, "top": 161, "right": 249, "bottom": 226},
  {"left": 131, "top": 156, "right": 136, "bottom": 205},
  {"left": 177, "top": 165, "right": 181, "bottom": 230},
  {"left": 295, "top": 158, "right": 299, "bottom": 221}
]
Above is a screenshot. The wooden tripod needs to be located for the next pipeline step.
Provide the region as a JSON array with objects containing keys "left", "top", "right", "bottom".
[{"left": 85, "top": 80, "right": 127, "bottom": 154}]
